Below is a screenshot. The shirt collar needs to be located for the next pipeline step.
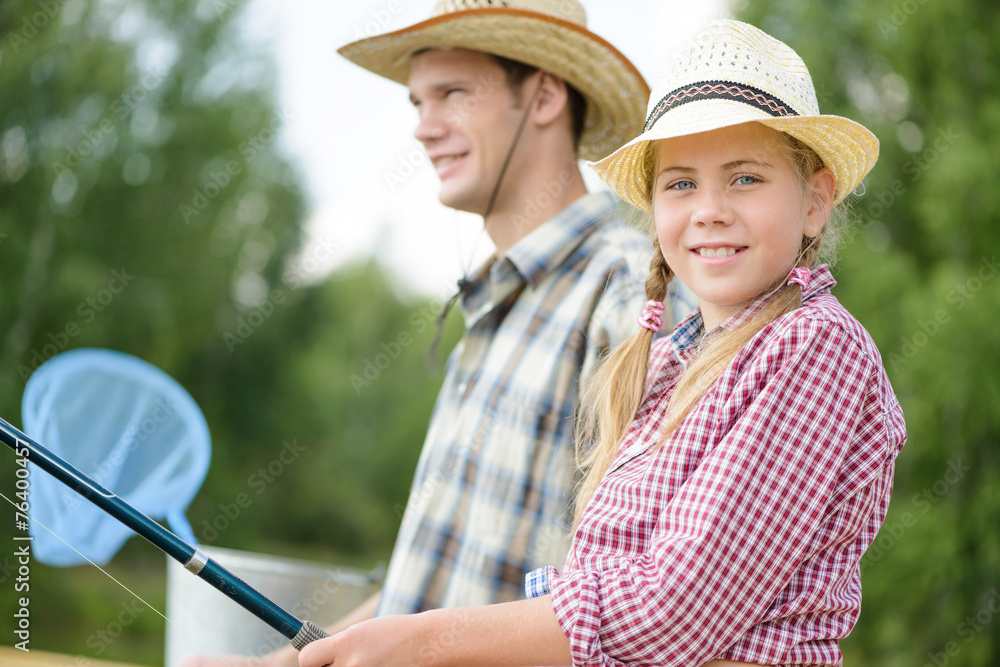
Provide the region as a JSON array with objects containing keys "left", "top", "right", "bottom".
[
  {"left": 504, "top": 191, "right": 615, "bottom": 289},
  {"left": 461, "top": 191, "right": 616, "bottom": 322},
  {"left": 669, "top": 264, "right": 837, "bottom": 355}
]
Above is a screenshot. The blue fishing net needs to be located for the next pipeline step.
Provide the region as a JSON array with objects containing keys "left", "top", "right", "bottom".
[{"left": 21, "top": 348, "right": 210, "bottom": 566}]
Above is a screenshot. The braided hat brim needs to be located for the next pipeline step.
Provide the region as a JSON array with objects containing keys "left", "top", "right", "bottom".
[
  {"left": 338, "top": 8, "right": 650, "bottom": 161},
  {"left": 589, "top": 100, "right": 879, "bottom": 212}
]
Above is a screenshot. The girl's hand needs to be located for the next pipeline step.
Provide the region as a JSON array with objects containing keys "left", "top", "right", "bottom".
[
  {"left": 298, "top": 596, "right": 569, "bottom": 667},
  {"left": 298, "top": 613, "right": 439, "bottom": 667}
]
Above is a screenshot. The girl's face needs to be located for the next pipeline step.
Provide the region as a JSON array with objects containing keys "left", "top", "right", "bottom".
[{"left": 651, "top": 123, "right": 834, "bottom": 330}]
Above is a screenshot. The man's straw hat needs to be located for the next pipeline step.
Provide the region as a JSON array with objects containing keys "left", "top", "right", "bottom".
[
  {"left": 338, "top": 0, "right": 649, "bottom": 161},
  {"left": 591, "top": 20, "right": 879, "bottom": 211}
]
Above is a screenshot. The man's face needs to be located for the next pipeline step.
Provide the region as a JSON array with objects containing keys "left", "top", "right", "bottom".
[{"left": 408, "top": 48, "right": 528, "bottom": 215}]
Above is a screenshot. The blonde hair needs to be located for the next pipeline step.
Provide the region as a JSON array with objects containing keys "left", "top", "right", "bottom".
[{"left": 574, "top": 128, "right": 845, "bottom": 523}]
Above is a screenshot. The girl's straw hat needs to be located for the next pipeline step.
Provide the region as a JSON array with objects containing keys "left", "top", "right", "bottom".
[
  {"left": 591, "top": 20, "right": 879, "bottom": 211},
  {"left": 338, "top": 0, "right": 649, "bottom": 161}
]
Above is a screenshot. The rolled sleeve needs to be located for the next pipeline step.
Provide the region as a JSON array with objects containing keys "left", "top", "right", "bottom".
[{"left": 525, "top": 565, "right": 559, "bottom": 599}]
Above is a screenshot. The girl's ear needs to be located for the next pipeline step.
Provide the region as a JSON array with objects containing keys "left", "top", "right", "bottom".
[{"left": 804, "top": 167, "right": 836, "bottom": 238}]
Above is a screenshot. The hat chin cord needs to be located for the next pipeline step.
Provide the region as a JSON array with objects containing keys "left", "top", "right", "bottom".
[{"left": 427, "top": 73, "right": 547, "bottom": 363}]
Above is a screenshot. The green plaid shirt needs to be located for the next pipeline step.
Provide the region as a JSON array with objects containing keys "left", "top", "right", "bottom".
[{"left": 377, "top": 192, "right": 695, "bottom": 615}]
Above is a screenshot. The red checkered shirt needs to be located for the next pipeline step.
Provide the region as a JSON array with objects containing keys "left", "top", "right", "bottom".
[{"left": 526, "top": 265, "right": 907, "bottom": 666}]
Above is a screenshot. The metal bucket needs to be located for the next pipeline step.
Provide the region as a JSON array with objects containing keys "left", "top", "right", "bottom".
[{"left": 164, "top": 546, "right": 382, "bottom": 666}]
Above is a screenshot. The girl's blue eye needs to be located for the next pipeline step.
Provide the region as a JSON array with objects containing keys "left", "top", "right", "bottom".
[
  {"left": 670, "top": 180, "right": 695, "bottom": 191},
  {"left": 735, "top": 175, "right": 758, "bottom": 186}
]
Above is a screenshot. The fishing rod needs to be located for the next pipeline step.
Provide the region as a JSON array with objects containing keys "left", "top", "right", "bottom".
[{"left": 0, "top": 416, "right": 329, "bottom": 651}]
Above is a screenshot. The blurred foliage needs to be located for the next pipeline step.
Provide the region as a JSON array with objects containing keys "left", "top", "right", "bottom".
[
  {"left": 734, "top": 0, "right": 1000, "bottom": 664},
  {"left": 0, "top": 0, "right": 457, "bottom": 663},
  {"left": 0, "top": 0, "right": 997, "bottom": 664}
]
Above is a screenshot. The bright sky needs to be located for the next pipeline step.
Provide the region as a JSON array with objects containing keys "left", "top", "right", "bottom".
[{"left": 241, "top": 0, "right": 729, "bottom": 298}]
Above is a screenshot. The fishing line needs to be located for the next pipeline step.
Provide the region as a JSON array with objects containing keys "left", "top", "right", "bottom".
[
  {"left": 0, "top": 488, "right": 240, "bottom": 666},
  {"left": 0, "top": 487, "right": 172, "bottom": 619}
]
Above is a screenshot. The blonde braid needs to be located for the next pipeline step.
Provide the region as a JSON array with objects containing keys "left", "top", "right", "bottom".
[
  {"left": 574, "top": 240, "right": 672, "bottom": 522},
  {"left": 645, "top": 240, "right": 672, "bottom": 305}
]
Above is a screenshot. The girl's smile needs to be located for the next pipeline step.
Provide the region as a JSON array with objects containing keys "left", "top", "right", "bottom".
[{"left": 652, "top": 122, "right": 834, "bottom": 330}]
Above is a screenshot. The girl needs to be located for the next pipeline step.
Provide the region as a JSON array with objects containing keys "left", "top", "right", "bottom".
[{"left": 300, "top": 20, "right": 906, "bottom": 667}]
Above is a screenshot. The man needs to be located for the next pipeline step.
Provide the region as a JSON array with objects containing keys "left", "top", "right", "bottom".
[{"left": 184, "top": 1, "right": 692, "bottom": 663}]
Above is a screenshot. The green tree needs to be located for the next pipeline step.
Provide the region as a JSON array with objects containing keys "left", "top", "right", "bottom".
[
  {"left": 733, "top": 1, "right": 1000, "bottom": 664},
  {"left": 0, "top": 0, "right": 307, "bottom": 661},
  {"left": 0, "top": 4, "right": 462, "bottom": 661}
]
